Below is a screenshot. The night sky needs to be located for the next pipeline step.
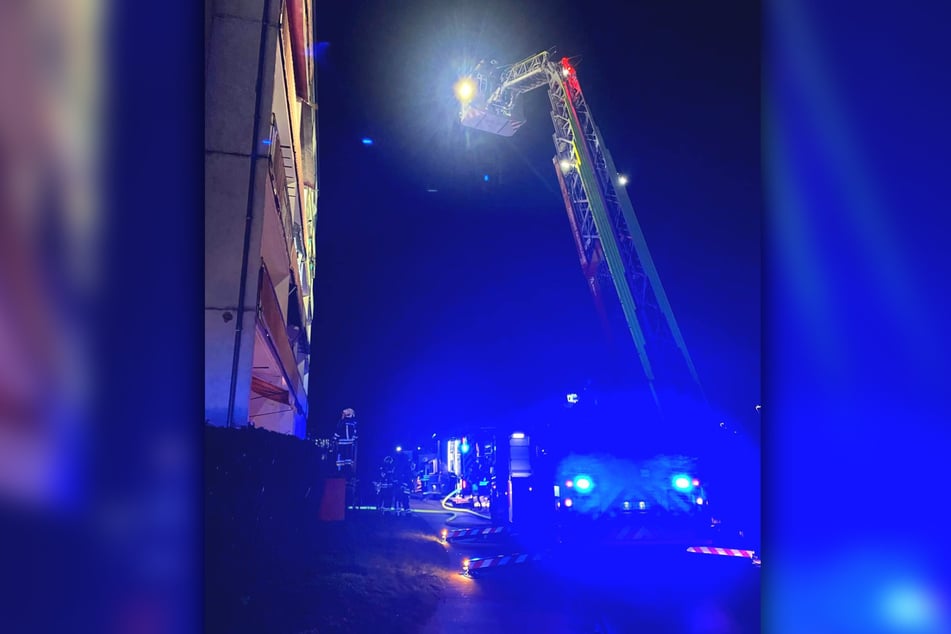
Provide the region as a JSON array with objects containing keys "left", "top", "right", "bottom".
[{"left": 308, "top": 0, "right": 760, "bottom": 459}]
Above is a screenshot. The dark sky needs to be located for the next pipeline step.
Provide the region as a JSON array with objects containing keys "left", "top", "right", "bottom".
[{"left": 308, "top": 0, "right": 760, "bottom": 455}]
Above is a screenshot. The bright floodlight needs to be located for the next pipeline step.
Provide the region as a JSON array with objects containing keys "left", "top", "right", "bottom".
[
  {"left": 618, "top": 174, "right": 629, "bottom": 185},
  {"left": 673, "top": 475, "right": 692, "bottom": 491},
  {"left": 454, "top": 77, "right": 476, "bottom": 103},
  {"left": 396, "top": 445, "right": 402, "bottom": 452},
  {"left": 574, "top": 475, "right": 593, "bottom": 492},
  {"left": 696, "top": 496, "right": 704, "bottom": 505},
  {"left": 559, "top": 159, "right": 572, "bottom": 171},
  {"left": 562, "top": 67, "right": 569, "bottom": 77},
  {"left": 511, "top": 432, "right": 525, "bottom": 439}
]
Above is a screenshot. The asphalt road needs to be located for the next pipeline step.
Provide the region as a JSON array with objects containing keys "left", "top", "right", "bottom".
[{"left": 410, "top": 498, "right": 759, "bottom": 633}]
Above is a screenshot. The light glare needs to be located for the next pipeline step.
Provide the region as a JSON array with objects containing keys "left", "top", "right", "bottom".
[
  {"left": 454, "top": 77, "right": 476, "bottom": 103},
  {"left": 574, "top": 475, "right": 593, "bottom": 492}
]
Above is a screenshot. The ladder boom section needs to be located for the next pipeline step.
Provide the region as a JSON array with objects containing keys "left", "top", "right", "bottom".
[
  {"left": 459, "top": 50, "right": 706, "bottom": 405},
  {"left": 547, "top": 64, "right": 660, "bottom": 405},
  {"left": 546, "top": 56, "right": 705, "bottom": 403},
  {"left": 481, "top": 51, "right": 553, "bottom": 120},
  {"left": 599, "top": 137, "right": 706, "bottom": 398}
]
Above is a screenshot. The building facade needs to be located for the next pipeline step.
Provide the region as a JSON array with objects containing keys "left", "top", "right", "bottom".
[{"left": 205, "top": 0, "right": 317, "bottom": 436}]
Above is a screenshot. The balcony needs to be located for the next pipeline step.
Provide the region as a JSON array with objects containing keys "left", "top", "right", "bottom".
[
  {"left": 256, "top": 261, "right": 304, "bottom": 409},
  {"left": 266, "top": 118, "right": 308, "bottom": 332}
]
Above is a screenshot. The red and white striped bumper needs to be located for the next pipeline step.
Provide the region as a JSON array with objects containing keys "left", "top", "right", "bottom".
[
  {"left": 463, "top": 552, "right": 542, "bottom": 574},
  {"left": 687, "top": 546, "right": 761, "bottom": 565},
  {"left": 445, "top": 525, "right": 507, "bottom": 541}
]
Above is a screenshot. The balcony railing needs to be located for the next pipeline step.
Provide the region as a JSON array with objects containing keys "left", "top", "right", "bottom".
[
  {"left": 267, "top": 116, "right": 309, "bottom": 336},
  {"left": 257, "top": 261, "right": 304, "bottom": 408},
  {"left": 267, "top": 118, "right": 298, "bottom": 260}
]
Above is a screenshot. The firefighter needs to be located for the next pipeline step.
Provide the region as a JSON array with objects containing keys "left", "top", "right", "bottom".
[
  {"left": 334, "top": 408, "right": 358, "bottom": 473},
  {"left": 377, "top": 456, "right": 396, "bottom": 512},
  {"left": 393, "top": 452, "right": 414, "bottom": 515}
]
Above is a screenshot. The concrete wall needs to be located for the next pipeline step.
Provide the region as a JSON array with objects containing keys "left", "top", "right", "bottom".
[{"left": 205, "top": 1, "right": 279, "bottom": 426}]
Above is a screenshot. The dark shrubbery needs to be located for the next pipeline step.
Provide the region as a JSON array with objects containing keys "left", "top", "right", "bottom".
[{"left": 205, "top": 426, "right": 447, "bottom": 633}]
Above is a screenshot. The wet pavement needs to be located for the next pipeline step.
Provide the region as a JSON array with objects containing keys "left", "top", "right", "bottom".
[{"left": 409, "top": 498, "right": 759, "bottom": 633}]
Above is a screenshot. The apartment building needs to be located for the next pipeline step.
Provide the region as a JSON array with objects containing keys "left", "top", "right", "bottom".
[{"left": 205, "top": 0, "right": 317, "bottom": 436}]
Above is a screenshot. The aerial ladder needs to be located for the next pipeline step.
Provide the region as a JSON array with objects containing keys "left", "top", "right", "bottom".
[
  {"left": 457, "top": 51, "right": 705, "bottom": 412},
  {"left": 453, "top": 53, "right": 761, "bottom": 563}
]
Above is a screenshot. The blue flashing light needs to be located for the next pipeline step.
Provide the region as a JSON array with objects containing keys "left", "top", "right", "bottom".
[
  {"left": 673, "top": 475, "right": 692, "bottom": 491},
  {"left": 460, "top": 442, "right": 470, "bottom": 454},
  {"left": 262, "top": 139, "right": 272, "bottom": 145},
  {"left": 361, "top": 137, "right": 374, "bottom": 145},
  {"left": 574, "top": 475, "right": 593, "bottom": 493},
  {"left": 483, "top": 174, "right": 490, "bottom": 182}
]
